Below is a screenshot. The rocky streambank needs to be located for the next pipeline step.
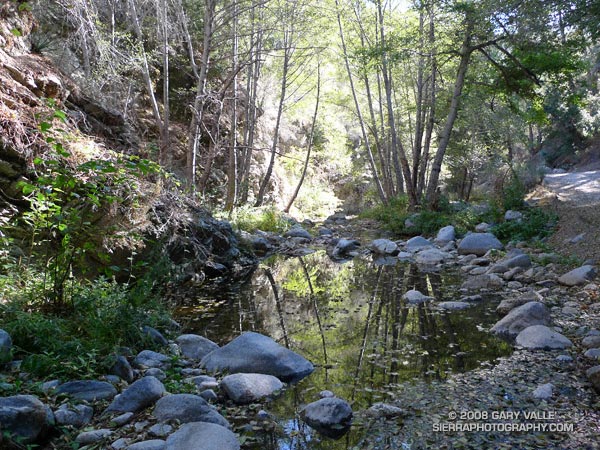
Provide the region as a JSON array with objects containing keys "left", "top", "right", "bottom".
[{"left": 3, "top": 212, "right": 600, "bottom": 448}]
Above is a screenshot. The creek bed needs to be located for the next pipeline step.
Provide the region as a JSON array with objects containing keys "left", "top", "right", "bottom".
[{"left": 175, "top": 251, "right": 512, "bottom": 449}]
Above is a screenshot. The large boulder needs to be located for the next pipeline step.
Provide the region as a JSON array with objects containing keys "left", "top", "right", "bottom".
[
  {"left": 165, "top": 422, "right": 240, "bottom": 450},
  {"left": 515, "top": 325, "right": 573, "bottom": 350},
  {"left": 105, "top": 377, "right": 165, "bottom": 414},
  {"left": 221, "top": 373, "right": 283, "bottom": 405},
  {"left": 490, "top": 302, "right": 551, "bottom": 340},
  {"left": 153, "top": 394, "right": 229, "bottom": 428},
  {"left": 55, "top": 380, "right": 117, "bottom": 402},
  {"left": 0, "top": 395, "right": 52, "bottom": 443},
  {"left": 369, "top": 239, "right": 398, "bottom": 255},
  {"left": 176, "top": 335, "right": 219, "bottom": 361},
  {"left": 458, "top": 233, "right": 503, "bottom": 256},
  {"left": 300, "top": 398, "right": 353, "bottom": 439},
  {"left": 558, "top": 265, "right": 597, "bottom": 286},
  {"left": 201, "top": 332, "right": 313, "bottom": 382}
]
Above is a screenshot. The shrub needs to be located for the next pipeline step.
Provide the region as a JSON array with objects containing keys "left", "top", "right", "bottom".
[
  {"left": 228, "top": 206, "right": 291, "bottom": 234},
  {"left": 491, "top": 208, "right": 557, "bottom": 243}
]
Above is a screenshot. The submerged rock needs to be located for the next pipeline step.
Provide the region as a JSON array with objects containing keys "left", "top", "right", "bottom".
[
  {"left": 515, "top": 325, "right": 573, "bottom": 350},
  {"left": 301, "top": 397, "right": 353, "bottom": 439},
  {"left": 458, "top": 233, "right": 503, "bottom": 256},
  {"left": 490, "top": 302, "right": 551, "bottom": 340},
  {"left": 437, "top": 301, "right": 472, "bottom": 311},
  {"left": 221, "top": 373, "right": 283, "bottom": 405},
  {"left": 165, "top": 422, "right": 240, "bottom": 450},
  {"left": 201, "top": 332, "right": 314, "bottom": 382}
]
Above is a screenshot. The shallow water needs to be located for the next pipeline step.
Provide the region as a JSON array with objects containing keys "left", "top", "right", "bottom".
[{"left": 176, "top": 251, "right": 512, "bottom": 449}]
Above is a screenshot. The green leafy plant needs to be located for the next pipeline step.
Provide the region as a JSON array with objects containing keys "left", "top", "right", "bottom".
[
  {"left": 491, "top": 208, "right": 557, "bottom": 243},
  {"left": 228, "top": 206, "right": 291, "bottom": 234}
]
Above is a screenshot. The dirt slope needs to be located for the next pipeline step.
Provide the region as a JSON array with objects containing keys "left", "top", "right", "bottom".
[{"left": 536, "top": 168, "right": 600, "bottom": 263}]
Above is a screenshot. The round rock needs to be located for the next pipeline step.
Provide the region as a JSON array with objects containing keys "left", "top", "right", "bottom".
[
  {"left": 153, "top": 394, "right": 230, "bottom": 428},
  {"left": 458, "top": 233, "right": 503, "bottom": 256},
  {"left": 165, "top": 422, "right": 240, "bottom": 450},
  {"left": 221, "top": 373, "right": 283, "bottom": 404},
  {"left": 105, "top": 376, "right": 165, "bottom": 414},
  {"left": 0, "top": 395, "right": 52, "bottom": 443},
  {"left": 301, "top": 397, "right": 353, "bottom": 439},
  {"left": 176, "top": 334, "right": 219, "bottom": 361},
  {"left": 56, "top": 380, "right": 117, "bottom": 402},
  {"left": 515, "top": 325, "right": 573, "bottom": 350}
]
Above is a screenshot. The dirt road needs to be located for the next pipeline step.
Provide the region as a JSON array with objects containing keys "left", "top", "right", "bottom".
[{"left": 540, "top": 169, "right": 600, "bottom": 263}]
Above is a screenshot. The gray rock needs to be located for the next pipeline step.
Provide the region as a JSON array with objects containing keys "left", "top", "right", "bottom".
[
  {"left": 133, "top": 350, "right": 170, "bottom": 369},
  {"left": 284, "top": 226, "right": 312, "bottom": 240},
  {"left": 111, "top": 412, "right": 134, "bottom": 426},
  {"left": 568, "top": 233, "right": 586, "bottom": 244},
  {"left": 165, "top": 422, "right": 240, "bottom": 450},
  {"left": 145, "top": 368, "right": 166, "bottom": 381},
  {"left": 41, "top": 380, "right": 61, "bottom": 393},
  {"left": 584, "top": 348, "right": 600, "bottom": 360},
  {"left": 461, "top": 295, "right": 483, "bottom": 302},
  {"left": 221, "top": 373, "right": 283, "bottom": 404},
  {"left": 437, "top": 301, "right": 472, "bottom": 311},
  {"left": 556, "top": 354, "right": 573, "bottom": 362},
  {"left": 149, "top": 423, "right": 173, "bottom": 437},
  {"left": 496, "top": 291, "right": 541, "bottom": 315},
  {"left": 515, "top": 325, "right": 573, "bottom": 350},
  {"left": 397, "top": 251, "right": 414, "bottom": 261},
  {"left": 201, "top": 332, "right": 314, "bottom": 382},
  {"left": 176, "top": 334, "right": 219, "bottom": 361},
  {"left": 331, "top": 239, "right": 361, "bottom": 258},
  {"left": 112, "top": 437, "right": 131, "bottom": 450},
  {"left": 318, "top": 227, "right": 334, "bottom": 236},
  {"left": 415, "top": 248, "right": 450, "bottom": 265},
  {"left": 153, "top": 394, "right": 230, "bottom": 428},
  {"left": 505, "top": 210, "right": 523, "bottom": 221},
  {"left": 56, "top": 380, "right": 117, "bottom": 402},
  {"left": 475, "top": 222, "right": 491, "bottom": 232},
  {"left": 0, "top": 329, "right": 12, "bottom": 362},
  {"left": 558, "top": 265, "right": 597, "bottom": 286},
  {"left": 462, "top": 274, "right": 504, "bottom": 291},
  {"left": 75, "top": 429, "right": 113, "bottom": 445},
  {"left": 199, "top": 389, "right": 217, "bottom": 401},
  {"left": 319, "top": 390, "right": 335, "bottom": 398},
  {"left": 532, "top": 383, "right": 553, "bottom": 400},
  {"left": 110, "top": 356, "right": 134, "bottom": 383},
  {"left": 405, "top": 236, "right": 433, "bottom": 252},
  {"left": 127, "top": 440, "right": 166, "bottom": 450},
  {"left": 142, "top": 326, "right": 168, "bottom": 347},
  {"left": 496, "top": 254, "right": 532, "bottom": 271},
  {"left": 301, "top": 397, "right": 353, "bottom": 439},
  {"left": 402, "top": 289, "right": 433, "bottom": 305},
  {"left": 54, "top": 403, "right": 94, "bottom": 427},
  {"left": 0, "top": 395, "right": 52, "bottom": 443},
  {"left": 435, "top": 225, "right": 455, "bottom": 244},
  {"left": 458, "top": 233, "right": 503, "bottom": 256},
  {"left": 369, "top": 239, "right": 398, "bottom": 255},
  {"left": 491, "top": 302, "right": 551, "bottom": 340},
  {"left": 583, "top": 335, "right": 600, "bottom": 348},
  {"left": 105, "top": 376, "right": 165, "bottom": 413},
  {"left": 586, "top": 365, "right": 600, "bottom": 393},
  {"left": 364, "top": 402, "right": 405, "bottom": 419},
  {"left": 188, "top": 375, "right": 218, "bottom": 390}
]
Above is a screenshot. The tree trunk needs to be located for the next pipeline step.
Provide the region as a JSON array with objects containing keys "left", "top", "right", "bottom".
[
  {"left": 225, "top": 0, "right": 239, "bottom": 212},
  {"left": 335, "top": 0, "right": 388, "bottom": 205},
  {"left": 425, "top": 19, "right": 474, "bottom": 207},
  {"left": 284, "top": 64, "right": 321, "bottom": 213}
]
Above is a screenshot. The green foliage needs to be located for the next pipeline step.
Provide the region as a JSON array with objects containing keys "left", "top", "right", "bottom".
[
  {"left": 17, "top": 104, "right": 161, "bottom": 308},
  {"left": 491, "top": 209, "right": 557, "bottom": 243},
  {"left": 0, "top": 271, "right": 171, "bottom": 379},
  {"left": 228, "top": 206, "right": 291, "bottom": 234},
  {"left": 500, "top": 174, "right": 526, "bottom": 211}
]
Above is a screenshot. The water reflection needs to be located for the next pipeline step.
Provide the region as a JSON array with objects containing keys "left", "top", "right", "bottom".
[{"left": 176, "top": 251, "right": 512, "bottom": 449}]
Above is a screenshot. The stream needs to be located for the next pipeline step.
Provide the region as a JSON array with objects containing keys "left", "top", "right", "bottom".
[{"left": 175, "top": 251, "right": 512, "bottom": 449}]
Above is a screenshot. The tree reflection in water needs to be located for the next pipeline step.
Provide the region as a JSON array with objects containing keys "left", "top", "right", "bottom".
[{"left": 176, "top": 251, "right": 511, "bottom": 450}]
